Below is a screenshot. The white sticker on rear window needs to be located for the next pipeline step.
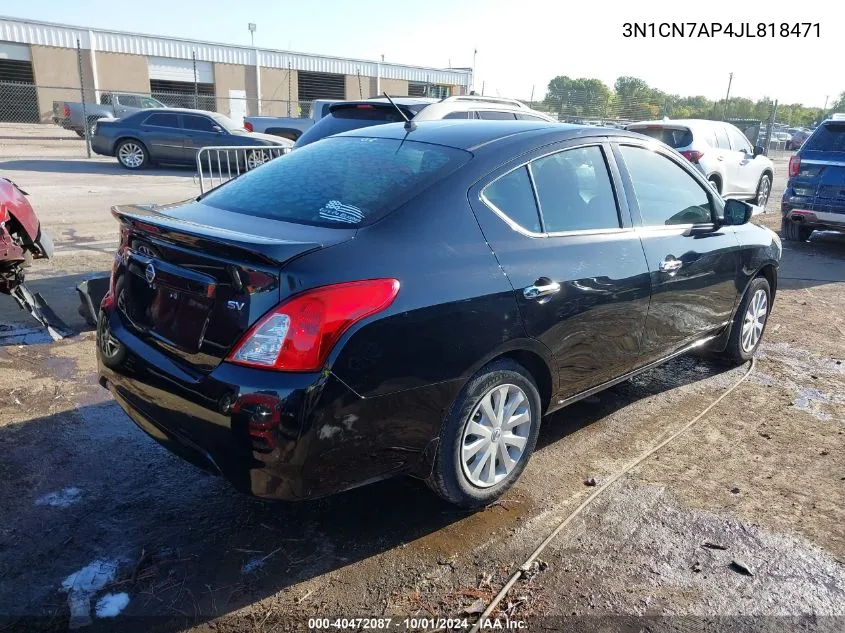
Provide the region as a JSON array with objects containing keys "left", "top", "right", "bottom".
[{"left": 318, "top": 200, "right": 365, "bottom": 224}]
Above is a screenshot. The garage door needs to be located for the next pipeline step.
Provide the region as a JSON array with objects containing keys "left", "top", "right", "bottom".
[
  {"left": 148, "top": 57, "right": 214, "bottom": 83},
  {"left": 0, "top": 42, "right": 38, "bottom": 123},
  {"left": 297, "top": 71, "right": 345, "bottom": 102},
  {"left": 148, "top": 57, "right": 216, "bottom": 111}
]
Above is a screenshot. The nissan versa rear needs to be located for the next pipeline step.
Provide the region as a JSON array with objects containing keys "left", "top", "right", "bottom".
[{"left": 97, "top": 120, "right": 781, "bottom": 508}]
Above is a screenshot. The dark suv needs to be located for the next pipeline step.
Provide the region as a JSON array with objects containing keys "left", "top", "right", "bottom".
[{"left": 781, "top": 114, "right": 845, "bottom": 241}]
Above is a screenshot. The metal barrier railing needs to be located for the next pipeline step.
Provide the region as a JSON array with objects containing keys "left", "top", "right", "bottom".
[{"left": 196, "top": 145, "right": 290, "bottom": 194}]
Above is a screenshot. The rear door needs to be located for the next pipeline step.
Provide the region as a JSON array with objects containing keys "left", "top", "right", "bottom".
[
  {"left": 613, "top": 141, "right": 740, "bottom": 358},
  {"left": 795, "top": 121, "right": 845, "bottom": 221},
  {"left": 139, "top": 112, "right": 185, "bottom": 163},
  {"left": 712, "top": 123, "right": 742, "bottom": 194},
  {"left": 469, "top": 139, "right": 652, "bottom": 399}
]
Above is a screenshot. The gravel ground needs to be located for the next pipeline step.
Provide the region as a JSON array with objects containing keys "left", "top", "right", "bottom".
[{"left": 0, "top": 140, "right": 843, "bottom": 632}]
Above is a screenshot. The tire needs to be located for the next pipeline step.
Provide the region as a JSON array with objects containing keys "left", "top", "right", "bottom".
[
  {"left": 246, "top": 149, "right": 269, "bottom": 170},
  {"left": 75, "top": 129, "right": 85, "bottom": 139},
  {"left": 755, "top": 174, "right": 772, "bottom": 209},
  {"left": 116, "top": 139, "right": 148, "bottom": 170},
  {"left": 718, "top": 276, "right": 771, "bottom": 364},
  {"left": 427, "top": 359, "right": 542, "bottom": 509},
  {"left": 781, "top": 217, "right": 813, "bottom": 242}
]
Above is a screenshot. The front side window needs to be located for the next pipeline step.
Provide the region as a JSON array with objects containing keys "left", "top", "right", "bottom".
[
  {"left": 482, "top": 166, "right": 542, "bottom": 233},
  {"left": 530, "top": 146, "right": 620, "bottom": 232},
  {"left": 141, "top": 97, "right": 164, "bottom": 108},
  {"left": 183, "top": 115, "right": 218, "bottom": 132},
  {"left": 476, "top": 110, "right": 517, "bottom": 120},
  {"left": 619, "top": 145, "right": 712, "bottom": 226},
  {"left": 143, "top": 113, "right": 180, "bottom": 128},
  {"left": 118, "top": 95, "right": 141, "bottom": 108}
]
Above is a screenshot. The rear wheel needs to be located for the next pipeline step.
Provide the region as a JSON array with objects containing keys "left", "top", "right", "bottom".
[
  {"left": 755, "top": 174, "right": 771, "bottom": 209},
  {"left": 781, "top": 217, "right": 813, "bottom": 242},
  {"left": 116, "top": 139, "right": 148, "bottom": 170},
  {"left": 427, "top": 359, "right": 542, "bottom": 509},
  {"left": 718, "top": 276, "right": 771, "bottom": 364}
]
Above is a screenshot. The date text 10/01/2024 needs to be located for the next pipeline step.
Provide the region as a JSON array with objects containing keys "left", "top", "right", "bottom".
[{"left": 623, "top": 22, "right": 820, "bottom": 38}]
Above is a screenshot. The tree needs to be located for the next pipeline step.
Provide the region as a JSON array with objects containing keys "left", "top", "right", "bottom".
[{"left": 545, "top": 76, "right": 612, "bottom": 119}]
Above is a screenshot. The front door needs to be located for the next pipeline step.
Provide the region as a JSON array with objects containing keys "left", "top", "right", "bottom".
[
  {"left": 726, "top": 124, "right": 761, "bottom": 196},
  {"left": 613, "top": 142, "right": 741, "bottom": 360},
  {"left": 182, "top": 114, "right": 224, "bottom": 163},
  {"left": 469, "top": 140, "right": 652, "bottom": 399}
]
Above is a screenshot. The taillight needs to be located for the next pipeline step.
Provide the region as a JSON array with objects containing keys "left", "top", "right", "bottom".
[
  {"left": 789, "top": 155, "right": 800, "bottom": 177},
  {"left": 681, "top": 150, "right": 704, "bottom": 163},
  {"left": 244, "top": 121, "right": 254, "bottom": 132},
  {"left": 63, "top": 104, "right": 70, "bottom": 118},
  {"left": 227, "top": 278, "right": 400, "bottom": 372}
]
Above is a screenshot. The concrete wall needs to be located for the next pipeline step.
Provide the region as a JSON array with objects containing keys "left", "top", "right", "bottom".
[
  {"left": 30, "top": 45, "right": 94, "bottom": 122},
  {"left": 213, "top": 63, "right": 259, "bottom": 116},
  {"left": 370, "top": 77, "right": 409, "bottom": 97},
  {"left": 95, "top": 52, "right": 150, "bottom": 95},
  {"left": 259, "top": 67, "right": 298, "bottom": 116},
  {"left": 345, "top": 74, "right": 371, "bottom": 100}
]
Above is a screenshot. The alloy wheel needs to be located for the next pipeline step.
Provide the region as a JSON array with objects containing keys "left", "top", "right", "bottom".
[
  {"left": 460, "top": 383, "right": 532, "bottom": 488},
  {"left": 246, "top": 150, "right": 268, "bottom": 170},
  {"left": 757, "top": 177, "right": 771, "bottom": 209},
  {"left": 741, "top": 288, "right": 768, "bottom": 352},
  {"left": 118, "top": 143, "right": 145, "bottom": 168}
]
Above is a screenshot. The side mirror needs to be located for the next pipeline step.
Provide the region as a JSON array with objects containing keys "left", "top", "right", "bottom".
[
  {"left": 753, "top": 145, "right": 764, "bottom": 157},
  {"left": 722, "top": 199, "right": 753, "bottom": 226},
  {"left": 212, "top": 125, "right": 224, "bottom": 134}
]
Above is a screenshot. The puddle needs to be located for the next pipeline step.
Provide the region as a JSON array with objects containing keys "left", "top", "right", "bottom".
[
  {"left": 793, "top": 387, "right": 836, "bottom": 421},
  {"left": 94, "top": 592, "right": 130, "bottom": 618},
  {"left": 60, "top": 558, "right": 121, "bottom": 629},
  {"left": 0, "top": 324, "right": 53, "bottom": 346},
  {"left": 35, "top": 487, "right": 82, "bottom": 508}
]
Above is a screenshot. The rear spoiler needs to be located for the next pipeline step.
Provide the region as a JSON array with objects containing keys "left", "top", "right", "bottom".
[{"left": 111, "top": 205, "right": 324, "bottom": 268}]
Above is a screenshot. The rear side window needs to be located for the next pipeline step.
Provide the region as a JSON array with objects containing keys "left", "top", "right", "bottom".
[
  {"left": 201, "top": 137, "right": 470, "bottom": 227},
  {"left": 630, "top": 126, "right": 693, "bottom": 149},
  {"left": 714, "top": 124, "right": 731, "bottom": 150},
  {"left": 516, "top": 113, "right": 548, "bottom": 121},
  {"left": 531, "top": 146, "right": 620, "bottom": 232},
  {"left": 803, "top": 123, "right": 845, "bottom": 152},
  {"left": 294, "top": 106, "right": 407, "bottom": 147},
  {"left": 482, "top": 166, "right": 542, "bottom": 233},
  {"left": 619, "top": 145, "right": 712, "bottom": 226},
  {"left": 143, "top": 113, "right": 179, "bottom": 128},
  {"left": 443, "top": 111, "right": 471, "bottom": 119}
]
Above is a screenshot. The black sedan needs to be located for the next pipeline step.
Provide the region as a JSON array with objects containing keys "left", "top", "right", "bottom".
[
  {"left": 91, "top": 108, "right": 292, "bottom": 169},
  {"left": 96, "top": 120, "right": 781, "bottom": 508}
]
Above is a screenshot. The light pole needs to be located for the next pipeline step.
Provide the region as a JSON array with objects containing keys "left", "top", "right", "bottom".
[
  {"left": 722, "top": 72, "right": 733, "bottom": 120},
  {"left": 472, "top": 48, "right": 477, "bottom": 94},
  {"left": 248, "top": 23, "right": 256, "bottom": 47}
]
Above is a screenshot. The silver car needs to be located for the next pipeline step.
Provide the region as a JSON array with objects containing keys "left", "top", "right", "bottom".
[{"left": 627, "top": 119, "right": 775, "bottom": 208}]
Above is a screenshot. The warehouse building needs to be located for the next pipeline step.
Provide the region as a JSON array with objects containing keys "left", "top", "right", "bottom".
[{"left": 0, "top": 16, "right": 472, "bottom": 123}]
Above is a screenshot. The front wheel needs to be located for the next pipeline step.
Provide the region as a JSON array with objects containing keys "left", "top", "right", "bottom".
[
  {"left": 718, "top": 276, "right": 771, "bottom": 364},
  {"left": 116, "top": 139, "right": 148, "bottom": 170},
  {"left": 427, "top": 359, "right": 542, "bottom": 509}
]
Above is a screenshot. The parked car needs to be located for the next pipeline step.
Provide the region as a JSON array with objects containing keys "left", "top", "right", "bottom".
[
  {"left": 781, "top": 113, "right": 845, "bottom": 241},
  {"left": 626, "top": 119, "right": 774, "bottom": 208},
  {"left": 96, "top": 120, "right": 781, "bottom": 508},
  {"left": 294, "top": 95, "right": 555, "bottom": 148},
  {"left": 243, "top": 99, "right": 343, "bottom": 141},
  {"left": 786, "top": 128, "right": 811, "bottom": 150},
  {"left": 91, "top": 108, "right": 292, "bottom": 169},
  {"left": 52, "top": 92, "right": 166, "bottom": 138}
]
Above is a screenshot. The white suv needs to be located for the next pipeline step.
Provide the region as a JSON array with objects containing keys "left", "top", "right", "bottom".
[
  {"left": 294, "top": 96, "right": 555, "bottom": 148},
  {"left": 626, "top": 119, "right": 775, "bottom": 209}
]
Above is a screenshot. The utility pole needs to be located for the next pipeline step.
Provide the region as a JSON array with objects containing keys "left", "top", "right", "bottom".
[
  {"left": 722, "top": 72, "right": 733, "bottom": 120},
  {"left": 822, "top": 95, "right": 829, "bottom": 119},
  {"left": 472, "top": 48, "right": 477, "bottom": 93},
  {"left": 248, "top": 23, "right": 256, "bottom": 47},
  {"left": 529, "top": 85, "right": 535, "bottom": 108}
]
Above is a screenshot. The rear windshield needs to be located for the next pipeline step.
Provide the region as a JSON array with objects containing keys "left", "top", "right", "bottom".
[
  {"left": 803, "top": 123, "right": 845, "bottom": 152},
  {"left": 295, "top": 106, "right": 410, "bottom": 148},
  {"left": 201, "top": 136, "right": 471, "bottom": 227},
  {"left": 630, "top": 126, "right": 693, "bottom": 149}
]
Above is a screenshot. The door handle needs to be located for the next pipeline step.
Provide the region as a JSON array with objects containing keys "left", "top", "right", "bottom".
[
  {"left": 659, "top": 258, "right": 683, "bottom": 273},
  {"left": 716, "top": 156, "right": 724, "bottom": 161},
  {"left": 523, "top": 280, "right": 561, "bottom": 300}
]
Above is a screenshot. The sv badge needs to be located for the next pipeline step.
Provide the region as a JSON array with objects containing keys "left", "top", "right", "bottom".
[{"left": 227, "top": 300, "right": 245, "bottom": 311}]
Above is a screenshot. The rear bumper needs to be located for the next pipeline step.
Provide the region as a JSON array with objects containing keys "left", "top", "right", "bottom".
[
  {"left": 96, "top": 307, "right": 450, "bottom": 500},
  {"left": 782, "top": 195, "right": 845, "bottom": 232},
  {"left": 90, "top": 136, "right": 113, "bottom": 156}
]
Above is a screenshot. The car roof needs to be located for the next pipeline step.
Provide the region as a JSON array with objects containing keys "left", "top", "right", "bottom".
[
  {"left": 132, "top": 107, "right": 220, "bottom": 117},
  {"left": 628, "top": 119, "right": 724, "bottom": 128},
  {"left": 334, "top": 119, "right": 643, "bottom": 152}
]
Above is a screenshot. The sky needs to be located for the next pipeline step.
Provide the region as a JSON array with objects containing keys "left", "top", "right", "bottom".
[{"left": 2, "top": 0, "right": 840, "bottom": 108}]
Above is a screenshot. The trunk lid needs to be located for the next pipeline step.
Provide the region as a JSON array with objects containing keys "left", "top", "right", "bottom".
[{"left": 112, "top": 201, "right": 355, "bottom": 372}]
